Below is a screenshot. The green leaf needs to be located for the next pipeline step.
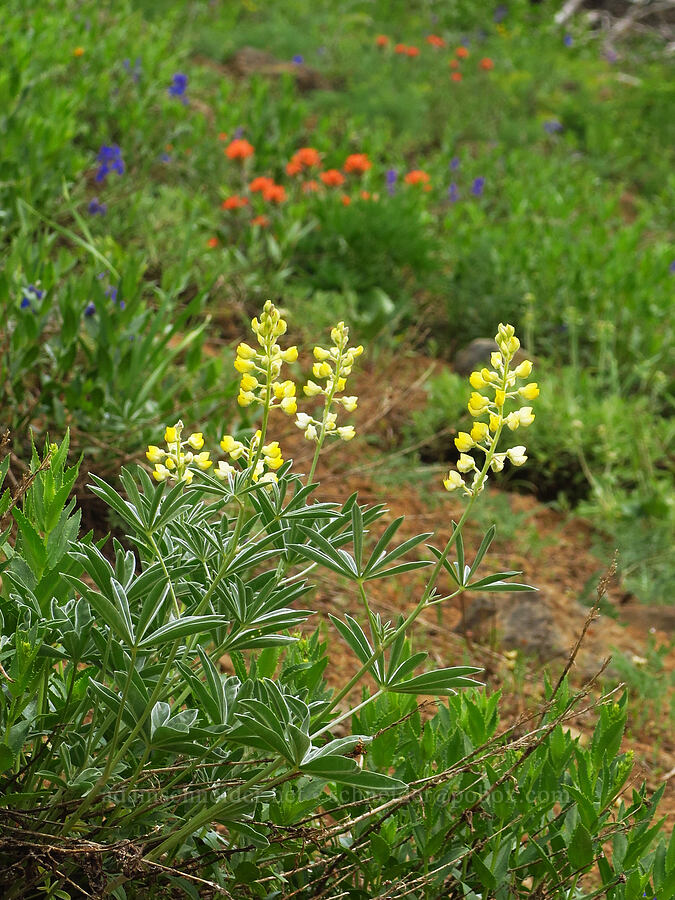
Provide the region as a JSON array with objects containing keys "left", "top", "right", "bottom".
[
  {"left": 468, "top": 525, "right": 496, "bottom": 580},
  {"left": 329, "top": 614, "right": 374, "bottom": 667},
  {"left": 567, "top": 822, "right": 594, "bottom": 870},
  {"left": 299, "top": 755, "right": 405, "bottom": 792},
  {"left": 12, "top": 508, "right": 47, "bottom": 577},
  {"left": 138, "top": 615, "right": 232, "bottom": 649},
  {"left": 389, "top": 666, "right": 483, "bottom": 696}
]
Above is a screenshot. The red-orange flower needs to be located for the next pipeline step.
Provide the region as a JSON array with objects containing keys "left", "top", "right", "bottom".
[
  {"left": 404, "top": 170, "right": 431, "bottom": 189},
  {"left": 262, "top": 183, "right": 287, "bottom": 204},
  {"left": 207, "top": 237, "right": 219, "bottom": 248},
  {"left": 426, "top": 34, "right": 445, "bottom": 48},
  {"left": 225, "top": 139, "right": 254, "bottom": 160},
  {"left": 320, "top": 169, "right": 345, "bottom": 187},
  {"left": 251, "top": 215, "right": 270, "bottom": 227},
  {"left": 249, "top": 176, "right": 274, "bottom": 193},
  {"left": 218, "top": 132, "right": 228, "bottom": 141},
  {"left": 360, "top": 190, "right": 371, "bottom": 200},
  {"left": 286, "top": 160, "right": 302, "bottom": 176},
  {"left": 344, "top": 153, "right": 372, "bottom": 174},
  {"left": 375, "top": 34, "right": 389, "bottom": 47},
  {"left": 480, "top": 57, "right": 494, "bottom": 70},
  {"left": 341, "top": 194, "right": 352, "bottom": 206},
  {"left": 449, "top": 59, "right": 460, "bottom": 70},
  {"left": 295, "top": 147, "right": 321, "bottom": 167},
  {"left": 394, "top": 43, "right": 408, "bottom": 55},
  {"left": 222, "top": 195, "right": 249, "bottom": 210},
  {"left": 405, "top": 46, "right": 420, "bottom": 57},
  {"left": 302, "top": 180, "right": 320, "bottom": 193},
  {"left": 451, "top": 71, "right": 463, "bottom": 82},
  {"left": 456, "top": 46, "right": 469, "bottom": 58}
]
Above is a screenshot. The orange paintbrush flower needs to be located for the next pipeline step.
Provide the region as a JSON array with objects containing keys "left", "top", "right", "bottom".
[
  {"left": 320, "top": 169, "right": 346, "bottom": 187},
  {"left": 456, "top": 46, "right": 469, "bottom": 58},
  {"left": 249, "top": 176, "right": 274, "bottom": 193},
  {"left": 480, "top": 57, "right": 495, "bottom": 70},
  {"left": 344, "top": 153, "right": 372, "bottom": 174},
  {"left": 225, "top": 139, "right": 254, "bottom": 160},
  {"left": 262, "top": 183, "right": 287, "bottom": 204},
  {"left": 426, "top": 34, "right": 445, "bottom": 48},
  {"left": 222, "top": 195, "right": 249, "bottom": 210}
]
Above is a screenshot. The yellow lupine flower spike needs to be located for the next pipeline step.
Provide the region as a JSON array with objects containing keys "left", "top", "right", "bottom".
[{"left": 443, "top": 324, "right": 539, "bottom": 497}]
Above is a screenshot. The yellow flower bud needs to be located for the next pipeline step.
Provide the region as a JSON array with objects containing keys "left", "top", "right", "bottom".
[
  {"left": 443, "top": 470, "right": 464, "bottom": 492},
  {"left": 234, "top": 356, "right": 255, "bottom": 373},
  {"left": 237, "top": 390, "right": 255, "bottom": 407},
  {"left": 470, "top": 422, "right": 489, "bottom": 442},
  {"left": 181, "top": 470, "right": 194, "bottom": 484},
  {"left": 262, "top": 441, "right": 281, "bottom": 457},
  {"left": 215, "top": 461, "right": 236, "bottom": 480},
  {"left": 312, "top": 361, "right": 332, "bottom": 379},
  {"left": 490, "top": 352, "right": 502, "bottom": 369},
  {"left": 514, "top": 359, "right": 533, "bottom": 378},
  {"left": 153, "top": 464, "right": 170, "bottom": 481},
  {"left": 494, "top": 389, "right": 506, "bottom": 407},
  {"left": 457, "top": 453, "right": 475, "bottom": 473},
  {"left": 469, "top": 371, "right": 486, "bottom": 389},
  {"left": 281, "top": 397, "right": 297, "bottom": 415},
  {"left": 265, "top": 454, "right": 284, "bottom": 470},
  {"left": 237, "top": 342, "right": 257, "bottom": 359},
  {"left": 304, "top": 424, "right": 318, "bottom": 441},
  {"left": 240, "top": 374, "right": 258, "bottom": 392},
  {"left": 146, "top": 445, "right": 165, "bottom": 463},
  {"left": 454, "top": 432, "right": 474, "bottom": 452},
  {"left": 489, "top": 413, "right": 501, "bottom": 432},
  {"left": 519, "top": 382, "right": 540, "bottom": 400},
  {"left": 336, "top": 377, "right": 347, "bottom": 391},
  {"left": 194, "top": 452, "right": 212, "bottom": 470},
  {"left": 516, "top": 406, "right": 535, "bottom": 426},
  {"left": 490, "top": 453, "right": 506, "bottom": 472},
  {"left": 303, "top": 380, "right": 323, "bottom": 397},
  {"left": 337, "top": 425, "right": 356, "bottom": 441},
  {"left": 220, "top": 435, "right": 237, "bottom": 453},
  {"left": 468, "top": 392, "right": 489, "bottom": 416},
  {"left": 187, "top": 432, "right": 204, "bottom": 450},
  {"left": 164, "top": 426, "right": 178, "bottom": 443},
  {"left": 313, "top": 346, "right": 331, "bottom": 361},
  {"left": 165, "top": 457, "right": 176, "bottom": 470},
  {"left": 507, "top": 446, "right": 527, "bottom": 466},
  {"left": 342, "top": 396, "right": 358, "bottom": 412},
  {"left": 505, "top": 412, "right": 521, "bottom": 431},
  {"left": 280, "top": 346, "right": 298, "bottom": 362}
]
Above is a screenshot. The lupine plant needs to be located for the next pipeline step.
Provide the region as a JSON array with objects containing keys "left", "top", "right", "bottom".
[{"left": 0, "top": 306, "right": 673, "bottom": 898}]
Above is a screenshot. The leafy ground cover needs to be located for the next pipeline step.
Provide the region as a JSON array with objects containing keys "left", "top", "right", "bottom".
[{"left": 1, "top": 0, "right": 674, "bottom": 895}]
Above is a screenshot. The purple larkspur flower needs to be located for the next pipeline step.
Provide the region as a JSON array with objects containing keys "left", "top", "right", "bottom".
[
  {"left": 20, "top": 296, "right": 32, "bottom": 309},
  {"left": 604, "top": 47, "right": 618, "bottom": 63},
  {"left": 471, "top": 177, "right": 485, "bottom": 197},
  {"left": 160, "top": 152, "right": 171, "bottom": 163},
  {"left": 669, "top": 260, "right": 675, "bottom": 274},
  {"left": 450, "top": 157, "right": 460, "bottom": 171},
  {"left": 494, "top": 4, "right": 508, "bottom": 22},
  {"left": 233, "top": 126, "right": 244, "bottom": 139},
  {"left": 169, "top": 72, "right": 189, "bottom": 104},
  {"left": 292, "top": 54, "right": 304, "bottom": 65},
  {"left": 84, "top": 301, "right": 96, "bottom": 317},
  {"left": 95, "top": 145, "right": 124, "bottom": 182},
  {"left": 543, "top": 119, "right": 563, "bottom": 134},
  {"left": 448, "top": 182, "right": 459, "bottom": 203},
  {"left": 27, "top": 284, "right": 44, "bottom": 299},
  {"left": 88, "top": 197, "right": 107, "bottom": 216},
  {"left": 385, "top": 168, "right": 397, "bottom": 195},
  {"left": 563, "top": 34, "right": 573, "bottom": 47}
]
